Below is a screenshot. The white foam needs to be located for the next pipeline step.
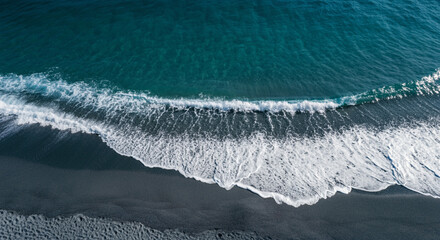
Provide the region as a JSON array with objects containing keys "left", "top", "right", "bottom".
[
  {"left": 0, "top": 74, "right": 341, "bottom": 113},
  {"left": 1, "top": 94, "right": 440, "bottom": 207},
  {"left": 0, "top": 95, "right": 101, "bottom": 134},
  {"left": 2, "top": 69, "right": 439, "bottom": 115},
  {"left": 344, "top": 68, "right": 440, "bottom": 103}
]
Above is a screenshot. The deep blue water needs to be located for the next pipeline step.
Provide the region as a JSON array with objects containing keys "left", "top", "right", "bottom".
[{"left": 1, "top": 0, "right": 439, "bottom": 99}]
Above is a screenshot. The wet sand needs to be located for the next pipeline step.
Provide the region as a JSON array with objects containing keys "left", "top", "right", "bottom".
[
  {"left": 0, "top": 128, "right": 439, "bottom": 239},
  {"left": 1, "top": 154, "right": 440, "bottom": 239}
]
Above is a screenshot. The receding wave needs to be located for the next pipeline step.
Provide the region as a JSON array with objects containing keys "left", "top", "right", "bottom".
[{"left": 0, "top": 70, "right": 440, "bottom": 207}]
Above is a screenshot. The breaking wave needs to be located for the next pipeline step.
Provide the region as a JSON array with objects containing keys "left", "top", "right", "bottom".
[{"left": 0, "top": 69, "right": 438, "bottom": 114}]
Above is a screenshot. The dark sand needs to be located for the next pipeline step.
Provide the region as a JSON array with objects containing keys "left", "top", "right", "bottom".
[{"left": 0, "top": 126, "right": 439, "bottom": 239}]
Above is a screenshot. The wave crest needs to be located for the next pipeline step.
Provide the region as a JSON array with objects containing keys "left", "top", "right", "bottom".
[{"left": 0, "top": 68, "right": 438, "bottom": 114}]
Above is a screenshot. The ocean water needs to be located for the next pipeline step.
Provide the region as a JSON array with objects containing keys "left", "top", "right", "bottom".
[{"left": 1, "top": 0, "right": 440, "bottom": 211}]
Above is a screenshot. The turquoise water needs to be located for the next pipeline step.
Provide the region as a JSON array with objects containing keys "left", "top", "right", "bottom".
[
  {"left": 1, "top": 0, "right": 439, "bottom": 99},
  {"left": 1, "top": 0, "right": 440, "bottom": 210}
]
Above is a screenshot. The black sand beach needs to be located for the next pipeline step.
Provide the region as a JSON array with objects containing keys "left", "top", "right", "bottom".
[
  {"left": 2, "top": 1, "right": 440, "bottom": 239},
  {"left": 0, "top": 125, "right": 439, "bottom": 239}
]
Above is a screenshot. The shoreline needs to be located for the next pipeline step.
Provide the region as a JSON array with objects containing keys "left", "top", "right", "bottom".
[{"left": 1, "top": 124, "right": 440, "bottom": 239}]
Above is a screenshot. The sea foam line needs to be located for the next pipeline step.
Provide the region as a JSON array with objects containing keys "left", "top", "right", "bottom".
[
  {"left": 0, "top": 74, "right": 340, "bottom": 113},
  {"left": 1, "top": 69, "right": 438, "bottom": 114},
  {"left": 0, "top": 78, "right": 340, "bottom": 114},
  {"left": 1, "top": 94, "right": 440, "bottom": 207}
]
